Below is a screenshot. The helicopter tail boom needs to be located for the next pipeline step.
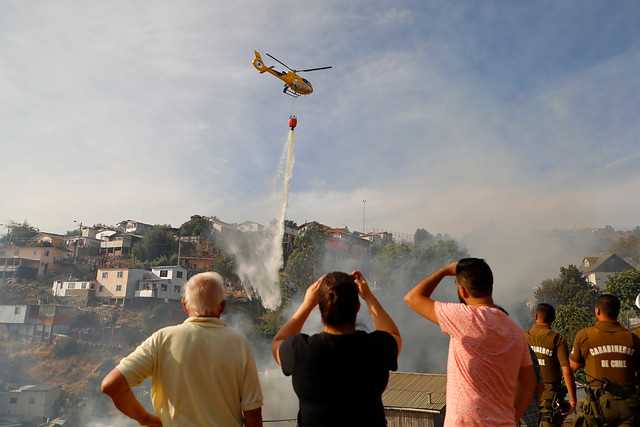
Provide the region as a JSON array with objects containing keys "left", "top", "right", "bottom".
[{"left": 252, "top": 51, "right": 273, "bottom": 74}]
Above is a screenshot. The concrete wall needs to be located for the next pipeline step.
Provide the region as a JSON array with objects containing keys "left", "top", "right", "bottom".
[{"left": 0, "top": 385, "right": 62, "bottom": 422}]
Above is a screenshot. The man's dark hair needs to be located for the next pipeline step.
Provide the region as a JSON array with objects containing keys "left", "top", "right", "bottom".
[
  {"left": 536, "top": 303, "right": 556, "bottom": 323},
  {"left": 318, "top": 272, "right": 359, "bottom": 327},
  {"left": 596, "top": 294, "right": 620, "bottom": 319},
  {"left": 456, "top": 258, "right": 493, "bottom": 298}
]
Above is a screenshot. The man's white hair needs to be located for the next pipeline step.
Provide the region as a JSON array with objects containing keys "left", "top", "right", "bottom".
[{"left": 183, "top": 272, "right": 225, "bottom": 317}]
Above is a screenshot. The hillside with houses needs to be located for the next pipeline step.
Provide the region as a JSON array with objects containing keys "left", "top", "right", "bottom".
[{"left": 1, "top": 216, "right": 639, "bottom": 426}]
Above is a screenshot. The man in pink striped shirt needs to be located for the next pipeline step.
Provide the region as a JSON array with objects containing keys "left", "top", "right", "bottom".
[{"left": 405, "top": 258, "right": 536, "bottom": 426}]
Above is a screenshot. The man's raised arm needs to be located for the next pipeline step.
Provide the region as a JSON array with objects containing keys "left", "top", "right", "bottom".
[{"left": 404, "top": 262, "right": 457, "bottom": 324}]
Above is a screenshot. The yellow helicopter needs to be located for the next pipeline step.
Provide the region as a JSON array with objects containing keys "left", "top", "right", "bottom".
[{"left": 252, "top": 50, "right": 332, "bottom": 97}]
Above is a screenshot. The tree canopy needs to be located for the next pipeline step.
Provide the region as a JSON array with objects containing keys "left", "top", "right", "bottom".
[
  {"left": 283, "top": 222, "right": 328, "bottom": 292},
  {"left": 179, "top": 215, "right": 213, "bottom": 238},
  {"left": 605, "top": 269, "right": 640, "bottom": 314},
  {"left": 1, "top": 220, "right": 39, "bottom": 245},
  {"left": 534, "top": 265, "right": 600, "bottom": 312},
  {"left": 132, "top": 225, "right": 178, "bottom": 263}
]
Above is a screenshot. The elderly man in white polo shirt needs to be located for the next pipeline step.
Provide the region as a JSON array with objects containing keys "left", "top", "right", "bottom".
[{"left": 101, "top": 271, "right": 263, "bottom": 427}]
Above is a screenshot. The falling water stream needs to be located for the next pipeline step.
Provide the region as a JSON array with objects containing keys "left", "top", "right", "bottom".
[{"left": 224, "top": 128, "right": 295, "bottom": 310}]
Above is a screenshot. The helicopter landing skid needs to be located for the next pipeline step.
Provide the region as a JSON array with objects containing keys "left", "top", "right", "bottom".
[{"left": 283, "top": 85, "right": 300, "bottom": 98}]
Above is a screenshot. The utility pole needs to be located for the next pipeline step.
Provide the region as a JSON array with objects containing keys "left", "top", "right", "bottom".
[
  {"left": 0, "top": 223, "right": 8, "bottom": 284},
  {"left": 362, "top": 200, "right": 367, "bottom": 234},
  {"left": 73, "top": 220, "right": 82, "bottom": 264}
]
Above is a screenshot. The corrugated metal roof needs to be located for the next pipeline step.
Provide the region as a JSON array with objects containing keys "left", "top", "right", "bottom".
[{"left": 383, "top": 372, "right": 447, "bottom": 413}]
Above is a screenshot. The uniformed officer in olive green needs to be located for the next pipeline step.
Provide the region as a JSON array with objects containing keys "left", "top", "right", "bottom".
[
  {"left": 526, "top": 303, "right": 577, "bottom": 426},
  {"left": 570, "top": 294, "right": 640, "bottom": 426}
]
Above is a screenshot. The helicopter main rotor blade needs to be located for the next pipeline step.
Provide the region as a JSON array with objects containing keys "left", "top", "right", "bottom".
[
  {"left": 266, "top": 53, "right": 294, "bottom": 72},
  {"left": 297, "top": 66, "right": 333, "bottom": 73}
]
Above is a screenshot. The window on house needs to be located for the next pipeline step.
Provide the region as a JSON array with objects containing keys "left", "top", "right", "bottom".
[
  {"left": 116, "top": 285, "right": 122, "bottom": 292},
  {"left": 14, "top": 307, "right": 20, "bottom": 315},
  {"left": 161, "top": 284, "right": 167, "bottom": 291},
  {"left": 160, "top": 270, "right": 168, "bottom": 277},
  {"left": 9, "top": 397, "right": 17, "bottom": 404},
  {"left": 81, "top": 283, "right": 87, "bottom": 289},
  {"left": 90, "top": 283, "right": 95, "bottom": 289},
  {"left": 117, "top": 271, "right": 123, "bottom": 278},
  {"left": 176, "top": 271, "right": 183, "bottom": 278},
  {"left": 29, "top": 397, "right": 35, "bottom": 404},
  {"left": 13, "top": 250, "right": 19, "bottom": 256},
  {"left": 44, "top": 250, "right": 50, "bottom": 256},
  {"left": 99, "top": 285, "right": 104, "bottom": 292},
  {"left": 102, "top": 272, "right": 108, "bottom": 279},
  {"left": 68, "top": 283, "right": 75, "bottom": 289},
  {"left": 33, "top": 250, "right": 37, "bottom": 255},
  {"left": 174, "top": 286, "right": 180, "bottom": 293}
]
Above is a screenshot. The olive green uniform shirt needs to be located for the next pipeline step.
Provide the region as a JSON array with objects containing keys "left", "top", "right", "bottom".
[
  {"left": 526, "top": 324, "right": 569, "bottom": 384},
  {"left": 570, "top": 320, "right": 640, "bottom": 387}
]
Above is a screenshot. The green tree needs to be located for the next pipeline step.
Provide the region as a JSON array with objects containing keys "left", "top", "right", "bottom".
[
  {"left": 284, "top": 219, "right": 298, "bottom": 229},
  {"left": 284, "top": 222, "right": 328, "bottom": 292},
  {"left": 1, "top": 220, "right": 39, "bottom": 245},
  {"left": 414, "top": 228, "right": 435, "bottom": 248},
  {"left": 605, "top": 269, "right": 640, "bottom": 314},
  {"left": 534, "top": 265, "right": 600, "bottom": 312},
  {"left": 132, "top": 225, "right": 178, "bottom": 263},
  {"left": 553, "top": 305, "right": 595, "bottom": 351},
  {"left": 179, "top": 215, "right": 213, "bottom": 238},
  {"left": 553, "top": 304, "right": 595, "bottom": 384}
]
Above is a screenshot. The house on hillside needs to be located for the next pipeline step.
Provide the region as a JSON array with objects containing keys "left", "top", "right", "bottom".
[
  {"left": 116, "top": 220, "right": 153, "bottom": 235},
  {"left": 95, "top": 268, "right": 152, "bottom": 303},
  {"left": 581, "top": 253, "right": 636, "bottom": 290},
  {"left": 383, "top": 372, "right": 447, "bottom": 427},
  {"left": 65, "top": 225, "right": 101, "bottom": 253},
  {"left": 0, "top": 384, "right": 62, "bottom": 425},
  {"left": 325, "top": 228, "right": 372, "bottom": 261},
  {"left": 206, "top": 217, "right": 237, "bottom": 236},
  {"left": 136, "top": 266, "right": 188, "bottom": 301},
  {"left": 52, "top": 280, "right": 96, "bottom": 303},
  {"left": 362, "top": 231, "right": 394, "bottom": 248},
  {"left": 0, "top": 245, "right": 70, "bottom": 281},
  {"left": 98, "top": 231, "right": 142, "bottom": 256},
  {"left": 29, "top": 233, "right": 66, "bottom": 248},
  {"left": 295, "top": 222, "right": 372, "bottom": 261},
  {"left": 237, "top": 221, "right": 264, "bottom": 233},
  {"left": 0, "top": 305, "right": 77, "bottom": 342}
]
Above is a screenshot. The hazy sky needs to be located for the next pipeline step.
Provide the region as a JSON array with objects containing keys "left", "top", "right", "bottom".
[{"left": 2, "top": 1, "right": 640, "bottom": 241}]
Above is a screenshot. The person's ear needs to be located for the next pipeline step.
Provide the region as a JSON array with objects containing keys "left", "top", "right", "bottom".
[
  {"left": 219, "top": 300, "right": 227, "bottom": 315},
  {"left": 458, "top": 283, "right": 470, "bottom": 299},
  {"left": 182, "top": 298, "right": 188, "bottom": 314},
  {"left": 534, "top": 313, "right": 539, "bottom": 321}
]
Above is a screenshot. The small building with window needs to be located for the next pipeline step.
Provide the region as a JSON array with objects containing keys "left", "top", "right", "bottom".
[
  {"left": 383, "top": 372, "right": 447, "bottom": 427},
  {"left": 136, "top": 266, "right": 188, "bottom": 301},
  {"left": 0, "top": 305, "right": 77, "bottom": 342},
  {"left": 0, "top": 384, "right": 62, "bottom": 424},
  {"left": 581, "top": 253, "right": 637, "bottom": 290},
  {"left": 0, "top": 246, "right": 70, "bottom": 281},
  {"left": 52, "top": 280, "right": 96, "bottom": 297},
  {"left": 95, "top": 268, "right": 151, "bottom": 303}
]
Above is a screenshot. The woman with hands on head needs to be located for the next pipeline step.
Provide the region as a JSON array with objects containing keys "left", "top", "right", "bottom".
[{"left": 272, "top": 271, "right": 401, "bottom": 427}]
